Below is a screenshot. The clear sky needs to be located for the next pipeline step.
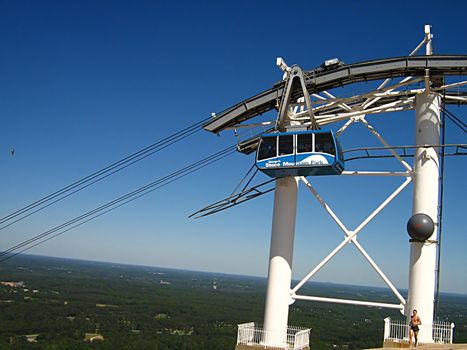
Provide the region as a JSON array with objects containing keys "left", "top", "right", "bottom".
[{"left": 0, "top": 0, "right": 466, "bottom": 296}]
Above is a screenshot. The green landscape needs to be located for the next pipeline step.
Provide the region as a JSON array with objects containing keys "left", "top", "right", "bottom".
[{"left": 0, "top": 255, "right": 465, "bottom": 350}]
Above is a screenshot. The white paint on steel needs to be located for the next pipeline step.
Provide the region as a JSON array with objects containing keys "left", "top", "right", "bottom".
[
  {"left": 361, "top": 118, "right": 413, "bottom": 172},
  {"left": 300, "top": 97, "right": 412, "bottom": 119},
  {"left": 236, "top": 25, "right": 459, "bottom": 348},
  {"left": 335, "top": 117, "right": 355, "bottom": 137},
  {"left": 311, "top": 77, "right": 422, "bottom": 109},
  {"left": 309, "top": 98, "right": 416, "bottom": 126},
  {"left": 407, "top": 92, "right": 441, "bottom": 343},
  {"left": 321, "top": 90, "right": 353, "bottom": 112},
  {"left": 443, "top": 95, "right": 467, "bottom": 102},
  {"left": 425, "top": 25, "right": 433, "bottom": 55},
  {"left": 362, "top": 75, "right": 415, "bottom": 110},
  {"left": 293, "top": 295, "right": 404, "bottom": 310},
  {"left": 361, "top": 28, "right": 429, "bottom": 111},
  {"left": 291, "top": 175, "right": 412, "bottom": 308},
  {"left": 384, "top": 318, "right": 454, "bottom": 345},
  {"left": 263, "top": 176, "right": 299, "bottom": 347},
  {"left": 237, "top": 323, "right": 310, "bottom": 350},
  {"left": 434, "top": 80, "right": 467, "bottom": 91},
  {"left": 365, "top": 34, "right": 427, "bottom": 109},
  {"left": 341, "top": 171, "right": 411, "bottom": 177}
]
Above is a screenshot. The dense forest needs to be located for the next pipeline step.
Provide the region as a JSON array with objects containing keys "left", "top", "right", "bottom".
[{"left": 0, "top": 255, "right": 465, "bottom": 350}]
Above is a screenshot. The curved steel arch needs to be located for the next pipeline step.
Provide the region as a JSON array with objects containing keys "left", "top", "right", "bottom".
[{"left": 204, "top": 55, "right": 467, "bottom": 134}]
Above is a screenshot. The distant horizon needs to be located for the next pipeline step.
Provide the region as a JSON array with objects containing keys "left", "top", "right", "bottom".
[
  {"left": 9, "top": 253, "right": 467, "bottom": 298},
  {"left": 0, "top": 1, "right": 465, "bottom": 297},
  {"left": 5, "top": 249, "right": 465, "bottom": 349}
]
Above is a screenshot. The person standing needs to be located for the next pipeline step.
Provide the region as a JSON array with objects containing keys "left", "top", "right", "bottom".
[{"left": 409, "top": 309, "right": 422, "bottom": 347}]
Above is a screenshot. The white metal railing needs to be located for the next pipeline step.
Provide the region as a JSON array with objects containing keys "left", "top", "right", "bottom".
[
  {"left": 293, "top": 328, "right": 310, "bottom": 350},
  {"left": 384, "top": 317, "right": 455, "bottom": 345},
  {"left": 237, "top": 322, "right": 310, "bottom": 350}
]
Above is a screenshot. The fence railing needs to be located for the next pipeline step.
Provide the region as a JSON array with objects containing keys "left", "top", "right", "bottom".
[
  {"left": 384, "top": 317, "right": 455, "bottom": 345},
  {"left": 237, "top": 322, "right": 310, "bottom": 350}
]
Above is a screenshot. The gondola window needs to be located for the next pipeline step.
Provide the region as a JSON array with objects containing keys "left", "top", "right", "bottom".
[
  {"left": 297, "top": 134, "right": 313, "bottom": 153},
  {"left": 279, "top": 135, "right": 293, "bottom": 155},
  {"left": 258, "top": 136, "right": 277, "bottom": 160},
  {"left": 315, "top": 133, "right": 335, "bottom": 155}
]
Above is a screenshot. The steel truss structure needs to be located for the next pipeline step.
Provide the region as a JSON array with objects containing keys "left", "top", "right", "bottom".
[
  {"left": 198, "top": 25, "right": 467, "bottom": 347},
  {"left": 204, "top": 54, "right": 467, "bottom": 136},
  {"left": 204, "top": 27, "right": 467, "bottom": 158},
  {"left": 291, "top": 117, "right": 412, "bottom": 313}
]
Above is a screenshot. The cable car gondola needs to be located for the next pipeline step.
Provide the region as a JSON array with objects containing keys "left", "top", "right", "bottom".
[{"left": 256, "top": 130, "right": 344, "bottom": 178}]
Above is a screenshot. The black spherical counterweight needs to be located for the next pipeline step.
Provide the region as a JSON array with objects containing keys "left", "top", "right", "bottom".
[{"left": 407, "top": 213, "right": 435, "bottom": 241}]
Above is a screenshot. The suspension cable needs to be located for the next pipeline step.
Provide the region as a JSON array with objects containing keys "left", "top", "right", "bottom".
[
  {"left": 0, "top": 116, "right": 212, "bottom": 231},
  {"left": 434, "top": 96, "right": 447, "bottom": 318},
  {"left": 441, "top": 106, "right": 466, "bottom": 133},
  {"left": 0, "top": 145, "right": 236, "bottom": 263}
]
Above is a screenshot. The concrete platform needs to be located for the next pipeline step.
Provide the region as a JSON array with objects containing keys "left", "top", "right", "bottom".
[
  {"left": 235, "top": 345, "right": 310, "bottom": 350},
  {"left": 365, "top": 344, "right": 467, "bottom": 350},
  {"left": 235, "top": 346, "right": 310, "bottom": 350},
  {"left": 235, "top": 344, "right": 465, "bottom": 350}
]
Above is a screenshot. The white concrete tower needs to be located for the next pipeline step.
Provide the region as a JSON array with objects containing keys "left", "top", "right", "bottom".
[
  {"left": 263, "top": 176, "right": 298, "bottom": 346},
  {"left": 407, "top": 91, "right": 441, "bottom": 343}
]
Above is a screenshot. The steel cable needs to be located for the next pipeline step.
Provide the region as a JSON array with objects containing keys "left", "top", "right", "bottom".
[
  {"left": 442, "top": 106, "right": 466, "bottom": 133},
  {"left": 0, "top": 116, "right": 212, "bottom": 230},
  {"left": 0, "top": 145, "right": 236, "bottom": 262}
]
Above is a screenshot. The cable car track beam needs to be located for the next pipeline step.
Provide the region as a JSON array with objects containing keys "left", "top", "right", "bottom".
[{"left": 204, "top": 55, "right": 467, "bottom": 134}]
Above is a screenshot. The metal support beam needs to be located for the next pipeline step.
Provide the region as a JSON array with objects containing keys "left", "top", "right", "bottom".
[
  {"left": 291, "top": 176, "right": 412, "bottom": 309},
  {"left": 277, "top": 65, "right": 317, "bottom": 130},
  {"left": 360, "top": 118, "right": 413, "bottom": 172},
  {"left": 292, "top": 295, "right": 404, "bottom": 310}
]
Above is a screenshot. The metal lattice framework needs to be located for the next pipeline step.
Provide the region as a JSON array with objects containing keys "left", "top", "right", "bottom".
[
  {"left": 204, "top": 55, "right": 467, "bottom": 137},
  {"left": 199, "top": 25, "right": 467, "bottom": 347}
]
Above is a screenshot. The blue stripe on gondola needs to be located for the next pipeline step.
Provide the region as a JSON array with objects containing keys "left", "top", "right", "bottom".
[{"left": 256, "top": 130, "right": 344, "bottom": 178}]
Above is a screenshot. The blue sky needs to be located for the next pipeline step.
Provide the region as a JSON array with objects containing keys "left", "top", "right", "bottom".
[{"left": 0, "top": 0, "right": 466, "bottom": 295}]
